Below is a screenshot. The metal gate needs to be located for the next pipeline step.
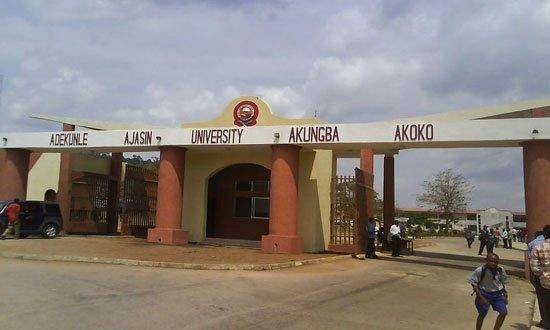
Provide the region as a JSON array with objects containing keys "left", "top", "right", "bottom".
[
  {"left": 67, "top": 172, "right": 110, "bottom": 233},
  {"left": 328, "top": 168, "right": 367, "bottom": 253},
  {"left": 120, "top": 164, "right": 158, "bottom": 238}
]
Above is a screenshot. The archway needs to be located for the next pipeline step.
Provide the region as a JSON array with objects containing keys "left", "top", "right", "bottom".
[{"left": 206, "top": 163, "right": 270, "bottom": 241}]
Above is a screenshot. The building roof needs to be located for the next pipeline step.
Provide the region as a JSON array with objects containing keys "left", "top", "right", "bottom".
[
  {"left": 396, "top": 207, "right": 525, "bottom": 216},
  {"left": 29, "top": 114, "right": 167, "bottom": 131}
]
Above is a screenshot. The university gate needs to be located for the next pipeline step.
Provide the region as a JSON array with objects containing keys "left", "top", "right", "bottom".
[
  {"left": 64, "top": 163, "right": 157, "bottom": 237},
  {"left": 328, "top": 168, "right": 368, "bottom": 253},
  {"left": 119, "top": 164, "right": 158, "bottom": 237}
]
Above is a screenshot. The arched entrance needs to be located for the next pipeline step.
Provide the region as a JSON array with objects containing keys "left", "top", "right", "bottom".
[{"left": 206, "top": 163, "right": 270, "bottom": 241}]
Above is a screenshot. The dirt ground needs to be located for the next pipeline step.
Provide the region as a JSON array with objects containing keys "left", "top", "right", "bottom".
[{"left": 0, "top": 236, "right": 345, "bottom": 264}]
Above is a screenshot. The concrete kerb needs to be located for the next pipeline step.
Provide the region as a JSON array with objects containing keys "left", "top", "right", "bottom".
[{"left": 0, "top": 252, "right": 352, "bottom": 271}]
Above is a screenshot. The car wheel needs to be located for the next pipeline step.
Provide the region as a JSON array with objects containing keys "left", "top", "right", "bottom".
[
  {"left": 19, "top": 234, "right": 28, "bottom": 238},
  {"left": 42, "top": 224, "right": 58, "bottom": 239}
]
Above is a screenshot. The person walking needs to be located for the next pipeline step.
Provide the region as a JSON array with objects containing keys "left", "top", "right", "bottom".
[
  {"left": 510, "top": 228, "right": 517, "bottom": 243},
  {"left": 365, "top": 217, "right": 377, "bottom": 259},
  {"left": 494, "top": 227, "right": 501, "bottom": 248},
  {"left": 377, "top": 226, "right": 387, "bottom": 251},
  {"left": 1, "top": 198, "right": 22, "bottom": 239},
  {"left": 486, "top": 229, "right": 496, "bottom": 255},
  {"left": 478, "top": 225, "right": 488, "bottom": 255},
  {"left": 530, "top": 225, "right": 550, "bottom": 329},
  {"left": 468, "top": 253, "right": 508, "bottom": 330},
  {"left": 465, "top": 229, "right": 475, "bottom": 248},
  {"left": 501, "top": 228, "right": 509, "bottom": 249},
  {"left": 390, "top": 223, "right": 401, "bottom": 257},
  {"left": 506, "top": 227, "right": 513, "bottom": 248}
]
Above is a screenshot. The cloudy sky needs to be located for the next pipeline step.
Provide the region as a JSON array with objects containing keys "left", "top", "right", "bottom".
[{"left": 2, "top": 0, "right": 550, "bottom": 211}]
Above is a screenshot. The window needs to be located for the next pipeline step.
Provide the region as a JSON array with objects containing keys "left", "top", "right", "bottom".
[
  {"left": 234, "top": 197, "right": 270, "bottom": 219},
  {"left": 23, "top": 202, "right": 42, "bottom": 214},
  {"left": 252, "top": 181, "right": 269, "bottom": 193},
  {"left": 252, "top": 197, "right": 269, "bottom": 218},
  {"left": 235, "top": 181, "right": 252, "bottom": 191},
  {"left": 235, "top": 197, "right": 252, "bottom": 218}
]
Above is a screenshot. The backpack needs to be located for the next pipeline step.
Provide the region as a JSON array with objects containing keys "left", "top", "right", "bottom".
[
  {"left": 480, "top": 265, "right": 504, "bottom": 282},
  {"left": 471, "top": 265, "right": 505, "bottom": 295}
]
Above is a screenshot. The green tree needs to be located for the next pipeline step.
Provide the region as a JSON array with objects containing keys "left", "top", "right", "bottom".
[
  {"left": 416, "top": 169, "right": 473, "bottom": 231},
  {"left": 373, "top": 190, "right": 383, "bottom": 220}
]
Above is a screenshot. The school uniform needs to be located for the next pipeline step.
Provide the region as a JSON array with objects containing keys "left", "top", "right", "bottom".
[{"left": 468, "top": 266, "right": 508, "bottom": 317}]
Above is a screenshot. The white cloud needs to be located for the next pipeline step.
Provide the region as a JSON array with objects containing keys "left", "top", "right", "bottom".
[
  {"left": 21, "top": 0, "right": 150, "bottom": 21},
  {"left": 324, "top": 9, "right": 371, "bottom": 53}
]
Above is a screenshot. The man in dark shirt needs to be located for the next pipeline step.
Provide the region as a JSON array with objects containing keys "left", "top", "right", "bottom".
[
  {"left": 365, "top": 217, "right": 377, "bottom": 259},
  {"left": 478, "top": 225, "right": 488, "bottom": 255}
]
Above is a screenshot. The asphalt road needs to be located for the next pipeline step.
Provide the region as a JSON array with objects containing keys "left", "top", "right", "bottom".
[{"left": 0, "top": 247, "right": 535, "bottom": 329}]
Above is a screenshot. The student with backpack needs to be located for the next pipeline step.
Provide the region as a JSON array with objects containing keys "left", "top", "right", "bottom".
[{"left": 468, "top": 253, "right": 508, "bottom": 330}]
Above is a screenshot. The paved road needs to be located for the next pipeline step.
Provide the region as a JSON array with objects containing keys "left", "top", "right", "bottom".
[{"left": 0, "top": 243, "right": 535, "bottom": 329}]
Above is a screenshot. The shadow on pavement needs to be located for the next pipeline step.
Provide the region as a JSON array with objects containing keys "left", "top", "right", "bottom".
[
  {"left": 376, "top": 252, "right": 525, "bottom": 277},
  {"left": 413, "top": 250, "right": 524, "bottom": 268}
]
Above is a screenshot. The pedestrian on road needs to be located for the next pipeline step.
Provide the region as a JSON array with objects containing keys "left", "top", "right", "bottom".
[
  {"left": 528, "top": 231, "right": 545, "bottom": 255},
  {"left": 486, "top": 229, "right": 496, "bottom": 255},
  {"left": 530, "top": 225, "right": 550, "bottom": 329},
  {"left": 377, "top": 226, "right": 387, "bottom": 251},
  {"left": 365, "top": 217, "right": 377, "bottom": 259},
  {"left": 465, "top": 229, "right": 475, "bottom": 248},
  {"left": 501, "top": 228, "right": 509, "bottom": 249},
  {"left": 505, "top": 227, "right": 513, "bottom": 249},
  {"left": 1, "top": 198, "right": 22, "bottom": 240},
  {"left": 494, "top": 227, "right": 501, "bottom": 248},
  {"left": 468, "top": 253, "right": 508, "bottom": 330},
  {"left": 399, "top": 221, "right": 407, "bottom": 238},
  {"left": 510, "top": 228, "right": 517, "bottom": 243},
  {"left": 478, "top": 225, "right": 488, "bottom": 255},
  {"left": 390, "top": 223, "right": 401, "bottom": 257}
]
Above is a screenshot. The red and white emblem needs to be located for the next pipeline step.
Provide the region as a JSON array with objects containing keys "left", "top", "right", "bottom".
[{"left": 233, "top": 101, "right": 259, "bottom": 127}]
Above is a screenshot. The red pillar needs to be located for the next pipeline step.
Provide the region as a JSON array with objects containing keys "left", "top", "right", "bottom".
[
  {"left": 360, "top": 149, "right": 375, "bottom": 218},
  {"left": 0, "top": 149, "right": 30, "bottom": 200},
  {"left": 107, "top": 153, "right": 123, "bottom": 234},
  {"left": 261, "top": 145, "right": 302, "bottom": 254},
  {"left": 383, "top": 154, "right": 395, "bottom": 236},
  {"left": 358, "top": 149, "right": 375, "bottom": 253},
  {"left": 522, "top": 140, "right": 550, "bottom": 241},
  {"left": 58, "top": 123, "right": 74, "bottom": 231},
  {"left": 147, "top": 147, "right": 188, "bottom": 245}
]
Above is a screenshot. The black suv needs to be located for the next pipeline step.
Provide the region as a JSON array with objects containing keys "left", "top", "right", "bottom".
[{"left": 0, "top": 200, "right": 63, "bottom": 238}]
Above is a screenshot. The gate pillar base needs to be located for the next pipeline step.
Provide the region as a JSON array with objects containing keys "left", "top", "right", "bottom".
[
  {"left": 147, "top": 228, "right": 188, "bottom": 245},
  {"left": 261, "top": 234, "right": 302, "bottom": 254}
]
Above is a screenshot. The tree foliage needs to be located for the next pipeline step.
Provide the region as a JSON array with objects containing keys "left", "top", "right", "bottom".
[
  {"left": 416, "top": 168, "right": 472, "bottom": 228},
  {"left": 333, "top": 180, "right": 384, "bottom": 221},
  {"left": 124, "top": 154, "right": 160, "bottom": 168}
]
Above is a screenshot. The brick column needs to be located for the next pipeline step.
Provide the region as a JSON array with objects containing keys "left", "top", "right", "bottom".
[
  {"left": 383, "top": 154, "right": 395, "bottom": 237},
  {"left": 522, "top": 140, "right": 550, "bottom": 241},
  {"left": 261, "top": 145, "right": 302, "bottom": 253},
  {"left": 0, "top": 149, "right": 30, "bottom": 200},
  {"left": 57, "top": 123, "right": 74, "bottom": 232},
  {"left": 147, "top": 147, "right": 188, "bottom": 245},
  {"left": 107, "top": 153, "right": 123, "bottom": 234},
  {"left": 359, "top": 149, "right": 375, "bottom": 253}
]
